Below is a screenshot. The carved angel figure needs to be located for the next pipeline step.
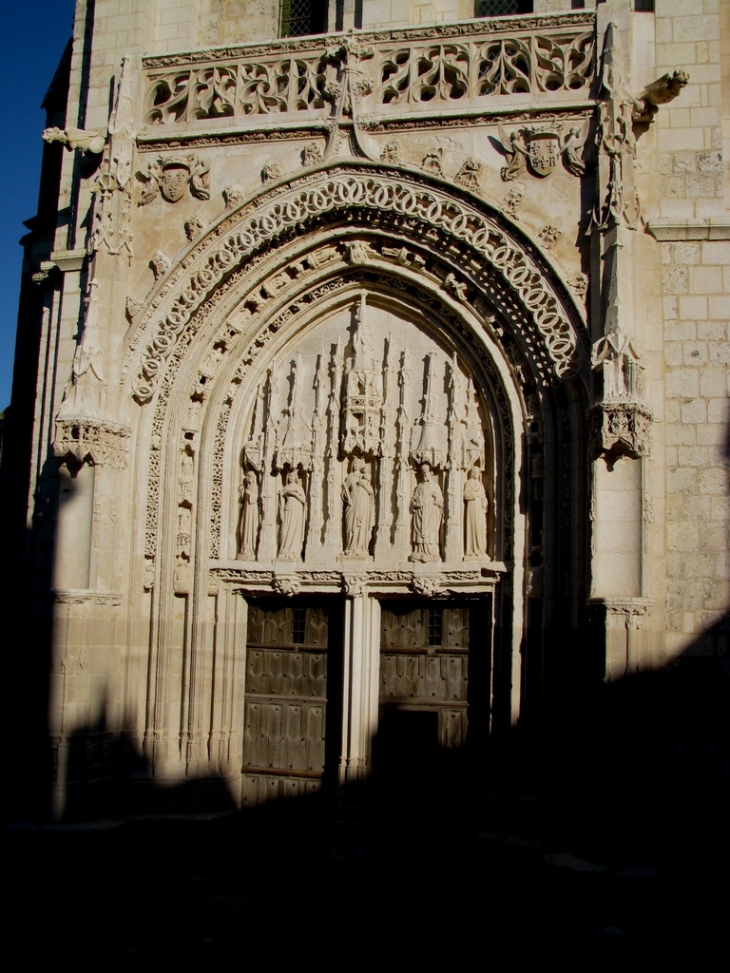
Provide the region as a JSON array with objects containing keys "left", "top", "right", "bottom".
[
  {"left": 238, "top": 471, "right": 259, "bottom": 559},
  {"left": 410, "top": 463, "right": 443, "bottom": 562},
  {"left": 498, "top": 125, "right": 528, "bottom": 182},
  {"left": 278, "top": 470, "right": 306, "bottom": 560},
  {"left": 463, "top": 467, "right": 488, "bottom": 559},
  {"left": 561, "top": 126, "right": 587, "bottom": 176}
]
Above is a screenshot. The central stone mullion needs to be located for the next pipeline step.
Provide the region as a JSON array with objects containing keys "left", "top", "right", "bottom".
[{"left": 339, "top": 590, "right": 380, "bottom": 785}]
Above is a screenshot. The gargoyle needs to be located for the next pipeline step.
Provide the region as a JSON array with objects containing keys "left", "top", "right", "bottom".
[
  {"left": 42, "top": 126, "right": 106, "bottom": 155},
  {"left": 632, "top": 70, "right": 690, "bottom": 123}
]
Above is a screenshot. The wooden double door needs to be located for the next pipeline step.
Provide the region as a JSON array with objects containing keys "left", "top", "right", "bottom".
[{"left": 241, "top": 597, "right": 491, "bottom": 807}]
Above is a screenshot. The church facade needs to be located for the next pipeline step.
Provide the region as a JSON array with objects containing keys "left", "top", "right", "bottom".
[{"left": 6, "top": 1, "right": 728, "bottom": 818}]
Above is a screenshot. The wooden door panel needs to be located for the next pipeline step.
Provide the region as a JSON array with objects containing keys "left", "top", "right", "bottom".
[{"left": 242, "top": 601, "right": 333, "bottom": 807}]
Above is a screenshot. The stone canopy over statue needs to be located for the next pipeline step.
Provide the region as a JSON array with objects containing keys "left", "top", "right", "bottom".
[{"left": 236, "top": 295, "right": 492, "bottom": 568}]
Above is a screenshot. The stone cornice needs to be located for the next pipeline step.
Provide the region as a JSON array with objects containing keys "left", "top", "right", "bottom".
[
  {"left": 141, "top": 12, "right": 596, "bottom": 69},
  {"left": 646, "top": 219, "right": 730, "bottom": 242}
]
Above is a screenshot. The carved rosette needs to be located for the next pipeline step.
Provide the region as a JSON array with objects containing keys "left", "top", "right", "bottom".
[
  {"left": 587, "top": 402, "right": 652, "bottom": 463},
  {"left": 53, "top": 419, "right": 132, "bottom": 469}
]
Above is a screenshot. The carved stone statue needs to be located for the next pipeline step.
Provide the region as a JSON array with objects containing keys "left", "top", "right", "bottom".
[
  {"left": 498, "top": 127, "right": 528, "bottom": 181},
  {"left": 343, "top": 458, "right": 374, "bottom": 556},
  {"left": 463, "top": 467, "right": 488, "bottom": 559},
  {"left": 278, "top": 470, "right": 306, "bottom": 560},
  {"left": 410, "top": 463, "right": 443, "bottom": 562},
  {"left": 238, "top": 470, "right": 259, "bottom": 559},
  {"left": 562, "top": 127, "right": 587, "bottom": 176}
]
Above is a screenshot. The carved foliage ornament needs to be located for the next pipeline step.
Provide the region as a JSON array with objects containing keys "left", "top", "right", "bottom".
[{"left": 130, "top": 172, "right": 582, "bottom": 402}]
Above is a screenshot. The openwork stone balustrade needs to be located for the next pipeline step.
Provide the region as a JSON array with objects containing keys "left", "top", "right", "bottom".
[{"left": 143, "top": 13, "right": 595, "bottom": 127}]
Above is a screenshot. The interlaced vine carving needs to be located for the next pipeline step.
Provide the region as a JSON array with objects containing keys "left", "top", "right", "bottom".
[{"left": 131, "top": 170, "right": 583, "bottom": 403}]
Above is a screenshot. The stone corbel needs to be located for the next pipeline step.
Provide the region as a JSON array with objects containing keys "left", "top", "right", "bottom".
[
  {"left": 53, "top": 418, "right": 131, "bottom": 470},
  {"left": 587, "top": 401, "right": 652, "bottom": 467},
  {"left": 272, "top": 575, "right": 301, "bottom": 597}
]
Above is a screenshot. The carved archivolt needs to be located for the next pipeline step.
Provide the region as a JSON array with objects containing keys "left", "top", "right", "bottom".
[{"left": 129, "top": 168, "right": 585, "bottom": 403}]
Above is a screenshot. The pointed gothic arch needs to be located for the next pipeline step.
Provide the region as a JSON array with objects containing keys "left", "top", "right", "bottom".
[{"left": 119, "top": 162, "right": 590, "bottom": 790}]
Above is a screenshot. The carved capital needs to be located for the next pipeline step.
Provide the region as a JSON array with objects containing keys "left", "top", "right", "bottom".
[
  {"left": 589, "top": 597, "right": 654, "bottom": 624},
  {"left": 342, "top": 575, "right": 367, "bottom": 597}
]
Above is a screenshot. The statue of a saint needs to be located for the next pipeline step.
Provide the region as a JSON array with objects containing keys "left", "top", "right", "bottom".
[
  {"left": 237, "top": 470, "right": 259, "bottom": 559},
  {"left": 342, "top": 458, "right": 375, "bottom": 556},
  {"left": 463, "top": 466, "right": 488, "bottom": 559},
  {"left": 278, "top": 470, "right": 306, "bottom": 560},
  {"left": 410, "top": 463, "right": 443, "bottom": 562}
]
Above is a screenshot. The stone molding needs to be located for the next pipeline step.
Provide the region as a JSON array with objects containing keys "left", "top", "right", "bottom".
[
  {"left": 646, "top": 219, "right": 730, "bottom": 242},
  {"left": 211, "top": 565, "right": 499, "bottom": 596},
  {"left": 51, "top": 589, "right": 123, "bottom": 606},
  {"left": 127, "top": 166, "right": 586, "bottom": 403}
]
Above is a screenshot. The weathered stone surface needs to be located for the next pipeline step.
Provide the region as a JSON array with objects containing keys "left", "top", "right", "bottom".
[{"left": 5, "top": 1, "right": 728, "bottom": 819}]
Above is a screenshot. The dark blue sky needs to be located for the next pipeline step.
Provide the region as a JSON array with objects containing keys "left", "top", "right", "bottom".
[{"left": 0, "top": 2, "right": 76, "bottom": 408}]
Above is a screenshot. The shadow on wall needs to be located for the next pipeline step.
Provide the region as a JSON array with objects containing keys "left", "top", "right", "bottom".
[
  {"left": 5, "top": 624, "right": 728, "bottom": 961},
  {"left": 11, "top": 618, "right": 728, "bottom": 845}
]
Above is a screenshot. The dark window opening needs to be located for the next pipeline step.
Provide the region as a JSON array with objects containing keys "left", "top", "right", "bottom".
[
  {"left": 292, "top": 606, "right": 306, "bottom": 644},
  {"left": 427, "top": 607, "right": 443, "bottom": 646},
  {"left": 475, "top": 0, "right": 533, "bottom": 16},
  {"left": 281, "top": 0, "right": 327, "bottom": 37}
]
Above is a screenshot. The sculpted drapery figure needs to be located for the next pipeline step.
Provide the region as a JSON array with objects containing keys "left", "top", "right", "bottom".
[
  {"left": 238, "top": 470, "right": 259, "bottom": 559},
  {"left": 410, "top": 462, "right": 443, "bottom": 562},
  {"left": 342, "top": 457, "right": 375, "bottom": 556},
  {"left": 278, "top": 470, "right": 306, "bottom": 560},
  {"left": 463, "top": 466, "right": 488, "bottom": 558}
]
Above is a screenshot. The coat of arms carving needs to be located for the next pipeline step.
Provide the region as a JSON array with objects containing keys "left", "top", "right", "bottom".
[
  {"left": 137, "top": 155, "right": 211, "bottom": 205},
  {"left": 498, "top": 123, "right": 587, "bottom": 181}
]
